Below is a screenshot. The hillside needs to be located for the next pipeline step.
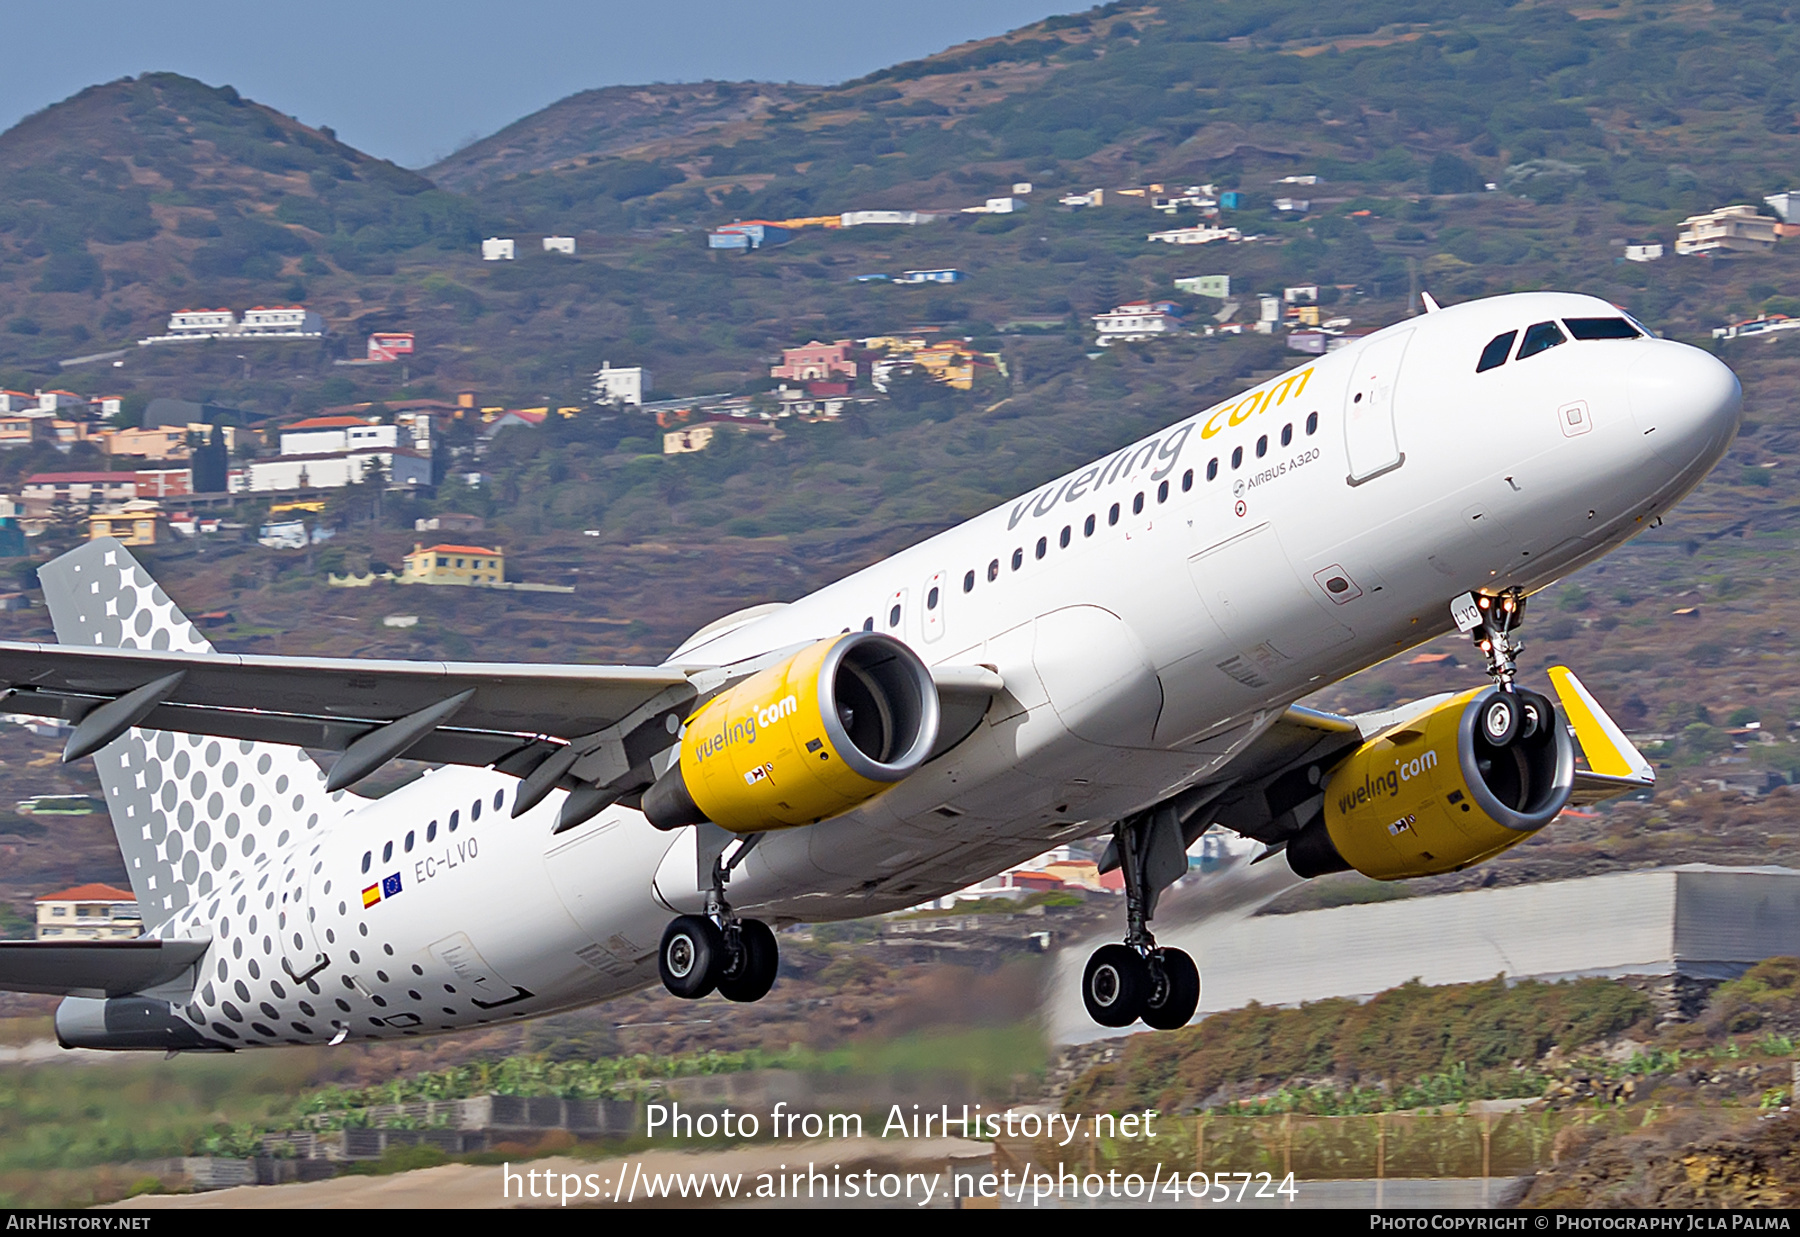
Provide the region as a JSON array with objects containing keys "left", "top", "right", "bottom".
[
  {"left": 0, "top": 72, "right": 476, "bottom": 347},
  {"left": 423, "top": 81, "right": 824, "bottom": 193},
  {"left": 1, "top": 0, "right": 1797, "bottom": 391},
  {"left": 473, "top": 0, "right": 1800, "bottom": 239}
]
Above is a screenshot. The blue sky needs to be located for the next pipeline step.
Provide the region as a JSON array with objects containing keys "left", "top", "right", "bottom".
[{"left": 4, "top": 1, "right": 1078, "bottom": 168}]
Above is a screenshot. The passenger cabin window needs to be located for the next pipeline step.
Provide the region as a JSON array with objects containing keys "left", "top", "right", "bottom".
[
  {"left": 1084, "top": 513, "right": 1096, "bottom": 536},
  {"left": 1305, "top": 412, "right": 1318, "bottom": 435},
  {"left": 1231, "top": 446, "right": 1243, "bottom": 469},
  {"left": 862, "top": 617, "right": 874, "bottom": 631},
  {"left": 1035, "top": 536, "right": 1047, "bottom": 559},
  {"left": 381, "top": 841, "right": 393, "bottom": 863},
  {"left": 1280, "top": 424, "right": 1292, "bottom": 447},
  {"left": 963, "top": 570, "right": 975, "bottom": 593},
  {"left": 1182, "top": 469, "right": 1193, "bottom": 492},
  {"left": 1157, "top": 480, "right": 1169, "bottom": 503},
  {"left": 1564, "top": 317, "right": 1641, "bottom": 341},
  {"left": 1108, "top": 503, "right": 1120, "bottom": 526},
  {"left": 1516, "top": 321, "right": 1566, "bottom": 361},
  {"left": 927, "top": 586, "right": 940, "bottom": 609},
  {"left": 1255, "top": 435, "right": 1268, "bottom": 458},
  {"left": 1132, "top": 492, "right": 1144, "bottom": 515},
  {"left": 987, "top": 559, "right": 999, "bottom": 582},
  {"left": 888, "top": 604, "right": 901, "bottom": 627},
  {"left": 1011, "top": 548, "right": 1023, "bottom": 570},
  {"left": 1206, "top": 458, "right": 1219, "bottom": 481},
  {"left": 1059, "top": 525, "right": 1071, "bottom": 548},
  {"left": 1476, "top": 331, "right": 1516, "bottom": 373}
]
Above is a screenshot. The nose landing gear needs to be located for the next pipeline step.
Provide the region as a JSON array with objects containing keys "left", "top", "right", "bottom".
[
  {"left": 1453, "top": 587, "right": 1527, "bottom": 692},
  {"left": 1079, "top": 809, "right": 1202, "bottom": 1031},
  {"left": 657, "top": 832, "right": 780, "bottom": 1003}
]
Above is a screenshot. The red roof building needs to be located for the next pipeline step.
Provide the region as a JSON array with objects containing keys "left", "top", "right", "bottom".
[
  {"left": 38, "top": 882, "right": 134, "bottom": 902},
  {"left": 285, "top": 415, "right": 376, "bottom": 430},
  {"left": 34, "top": 883, "right": 140, "bottom": 940},
  {"left": 402, "top": 543, "right": 505, "bottom": 587}
]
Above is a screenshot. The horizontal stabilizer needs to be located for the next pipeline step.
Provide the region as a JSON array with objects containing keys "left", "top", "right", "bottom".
[{"left": 0, "top": 938, "right": 210, "bottom": 998}]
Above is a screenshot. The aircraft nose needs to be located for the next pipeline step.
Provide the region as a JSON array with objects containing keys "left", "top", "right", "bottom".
[{"left": 1627, "top": 340, "right": 1741, "bottom": 469}]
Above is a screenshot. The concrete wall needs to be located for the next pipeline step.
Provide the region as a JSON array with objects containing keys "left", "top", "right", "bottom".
[{"left": 1050, "top": 865, "right": 1800, "bottom": 1043}]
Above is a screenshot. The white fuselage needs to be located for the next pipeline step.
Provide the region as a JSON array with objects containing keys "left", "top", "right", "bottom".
[{"left": 128, "top": 292, "right": 1740, "bottom": 1046}]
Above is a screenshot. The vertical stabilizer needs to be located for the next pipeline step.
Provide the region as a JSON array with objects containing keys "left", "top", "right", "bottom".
[{"left": 37, "top": 539, "right": 351, "bottom": 927}]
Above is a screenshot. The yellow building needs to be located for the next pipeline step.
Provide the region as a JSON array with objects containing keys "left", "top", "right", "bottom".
[
  {"left": 36, "top": 883, "right": 141, "bottom": 940},
  {"left": 103, "top": 424, "right": 237, "bottom": 461},
  {"left": 87, "top": 500, "right": 168, "bottom": 546},
  {"left": 402, "top": 542, "right": 505, "bottom": 586},
  {"left": 664, "top": 425, "right": 716, "bottom": 454},
  {"left": 910, "top": 342, "right": 979, "bottom": 389},
  {"left": 864, "top": 337, "right": 998, "bottom": 392}
]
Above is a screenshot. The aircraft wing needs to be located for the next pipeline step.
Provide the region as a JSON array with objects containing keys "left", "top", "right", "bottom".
[
  {"left": 0, "top": 639, "right": 701, "bottom": 780},
  {"left": 0, "top": 636, "right": 1007, "bottom": 821},
  {"left": 0, "top": 938, "right": 210, "bottom": 998},
  {"left": 1199, "top": 667, "right": 1653, "bottom": 846}
]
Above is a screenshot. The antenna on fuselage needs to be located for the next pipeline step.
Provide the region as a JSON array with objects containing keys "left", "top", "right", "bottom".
[{"left": 1420, "top": 291, "right": 1442, "bottom": 314}]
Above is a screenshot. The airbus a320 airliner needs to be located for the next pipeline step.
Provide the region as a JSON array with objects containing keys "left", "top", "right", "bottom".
[{"left": 0, "top": 290, "right": 1738, "bottom": 1049}]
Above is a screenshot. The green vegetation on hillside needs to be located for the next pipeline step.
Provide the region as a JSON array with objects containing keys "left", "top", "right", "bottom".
[
  {"left": 1064, "top": 975, "right": 1652, "bottom": 1115},
  {"left": 3, "top": 0, "right": 1798, "bottom": 389},
  {"left": 483, "top": 0, "right": 1800, "bottom": 234}
]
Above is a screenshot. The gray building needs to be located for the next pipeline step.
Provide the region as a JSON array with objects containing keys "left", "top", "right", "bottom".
[{"left": 1050, "top": 865, "right": 1800, "bottom": 1043}]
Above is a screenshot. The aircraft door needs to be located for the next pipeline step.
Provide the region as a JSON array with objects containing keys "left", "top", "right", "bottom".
[
  {"left": 1343, "top": 329, "right": 1413, "bottom": 484},
  {"left": 922, "top": 571, "right": 946, "bottom": 642}
]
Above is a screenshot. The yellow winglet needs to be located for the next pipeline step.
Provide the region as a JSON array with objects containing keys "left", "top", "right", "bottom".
[{"left": 1547, "top": 665, "right": 1654, "bottom": 783}]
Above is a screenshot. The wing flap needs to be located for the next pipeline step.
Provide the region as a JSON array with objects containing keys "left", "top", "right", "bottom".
[{"left": 0, "top": 938, "right": 210, "bottom": 998}]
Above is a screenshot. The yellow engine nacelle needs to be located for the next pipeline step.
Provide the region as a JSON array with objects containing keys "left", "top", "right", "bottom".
[
  {"left": 642, "top": 632, "right": 940, "bottom": 833},
  {"left": 1286, "top": 686, "right": 1575, "bottom": 881}
]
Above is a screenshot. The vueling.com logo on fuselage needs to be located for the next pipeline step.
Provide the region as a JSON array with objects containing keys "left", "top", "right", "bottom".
[
  {"left": 1335, "top": 748, "right": 1438, "bottom": 815},
  {"left": 693, "top": 694, "right": 799, "bottom": 763}
]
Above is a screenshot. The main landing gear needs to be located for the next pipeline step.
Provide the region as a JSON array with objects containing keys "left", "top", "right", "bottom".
[
  {"left": 1080, "top": 809, "right": 1201, "bottom": 1031},
  {"left": 658, "top": 833, "right": 780, "bottom": 1003}
]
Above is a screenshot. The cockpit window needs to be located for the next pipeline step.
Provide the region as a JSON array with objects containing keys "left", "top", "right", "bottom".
[
  {"left": 1477, "top": 331, "right": 1517, "bottom": 373},
  {"left": 1516, "top": 321, "right": 1567, "bottom": 361},
  {"left": 1563, "top": 317, "right": 1641, "bottom": 341}
]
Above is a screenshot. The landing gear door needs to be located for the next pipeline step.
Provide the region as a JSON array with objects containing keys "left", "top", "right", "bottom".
[{"left": 1344, "top": 329, "right": 1413, "bottom": 485}]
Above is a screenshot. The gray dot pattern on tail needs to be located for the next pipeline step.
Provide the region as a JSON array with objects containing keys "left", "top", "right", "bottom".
[{"left": 40, "top": 540, "right": 366, "bottom": 1046}]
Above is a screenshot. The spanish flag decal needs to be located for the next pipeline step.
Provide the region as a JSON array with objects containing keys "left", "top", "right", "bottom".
[{"left": 362, "top": 883, "right": 381, "bottom": 909}]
